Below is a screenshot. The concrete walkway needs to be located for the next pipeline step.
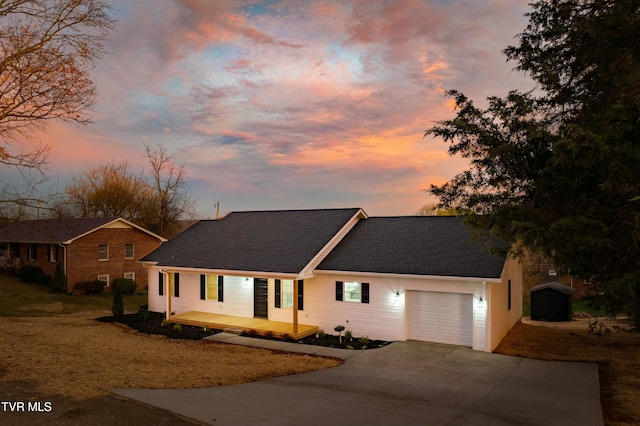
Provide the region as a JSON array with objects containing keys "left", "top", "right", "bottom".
[{"left": 112, "top": 334, "right": 604, "bottom": 426}]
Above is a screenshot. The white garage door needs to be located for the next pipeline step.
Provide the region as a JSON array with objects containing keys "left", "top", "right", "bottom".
[{"left": 408, "top": 291, "right": 473, "bottom": 347}]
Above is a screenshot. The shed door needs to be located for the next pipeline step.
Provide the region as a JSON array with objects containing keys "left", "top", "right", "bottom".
[
  {"left": 253, "top": 278, "right": 268, "bottom": 318},
  {"left": 408, "top": 291, "right": 473, "bottom": 347}
]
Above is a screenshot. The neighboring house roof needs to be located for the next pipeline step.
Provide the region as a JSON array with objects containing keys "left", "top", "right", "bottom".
[
  {"left": 140, "top": 208, "right": 364, "bottom": 275},
  {"left": 0, "top": 217, "right": 166, "bottom": 244},
  {"left": 316, "top": 216, "right": 507, "bottom": 279}
]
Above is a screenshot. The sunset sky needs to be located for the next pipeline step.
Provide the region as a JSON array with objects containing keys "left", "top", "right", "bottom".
[{"left": 34, "top": 0, "right": 535, "bottom": 218}]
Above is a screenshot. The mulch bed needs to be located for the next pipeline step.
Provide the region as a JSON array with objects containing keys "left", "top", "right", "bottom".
[
  {"left": 97, "top": 312, "right": 391, "bottom": 349},
  {"left": 293, "top": 333, "right": 390, "bottom": 350},
  {"left": 96, "top": 312, "right": 219, "bottom": 340}
]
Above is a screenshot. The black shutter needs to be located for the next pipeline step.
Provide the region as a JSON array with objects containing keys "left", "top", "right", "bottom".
[
  {"left": 174, "top": 273, "right": 180, "bottom": 297},
  {"left": 158, "top": 272, "right": 164, "bottom": 296},
  {"left": 298, "top": 280, "right": 304, "bottom": 311},
  {"left": 217, "top": 275, "right": 224, "bottom": 302},
  {"left": 362, "top": 283, "right": 370, "bottom": 304},
  {"left": 335, "top": 281, "right": 343, "bottom": 301},
  {"left": 274, "top": 279, "right": 281, "bottom": 308},
  {"left": 200, "top": 274, "right": 206, "bottom": 300},
  {"left": 33, "top": 244, "right": 37, "bottom": 260},
  {"left": 508, "top": 280, "right": 512, "bottom": 311}
]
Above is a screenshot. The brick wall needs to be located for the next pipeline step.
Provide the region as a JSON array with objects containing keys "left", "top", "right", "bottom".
[
  {"left": 15, "top": 243, "right": 65, "bottom": 279},
  {"left": 66, "top": 228, "right": 162, "bottom": 293}
]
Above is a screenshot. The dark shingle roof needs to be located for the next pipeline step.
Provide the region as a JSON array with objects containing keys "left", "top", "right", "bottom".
[
  {"left": 316, "top": 216, "right": 507, "bottom": 278},
  {"left": 141, "top": 208, "right": 362, "bottom": 274},
  {"left": 530, "top": 281, "right": 575, "bottom": 294},
  {"left": 0, "top": 217, "right": 120, "bottom": 243}
]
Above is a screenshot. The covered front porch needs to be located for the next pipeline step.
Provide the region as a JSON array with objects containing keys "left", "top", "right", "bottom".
[{"left": 169, "top": 311, "right": 319, "bottom": 340}]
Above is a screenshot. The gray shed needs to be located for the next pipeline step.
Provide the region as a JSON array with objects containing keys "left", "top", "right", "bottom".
[{"left": 530, "top": 281, "right": 575, "bottom": 322}]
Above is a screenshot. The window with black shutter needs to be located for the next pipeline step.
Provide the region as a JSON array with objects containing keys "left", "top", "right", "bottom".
[
  {"left": 200, "top": 275, "right": 206, "bottom": 300},
  {"left": 173, "top": 273, "right": 180, "bottom": 297},
  {"left": 217, "top": 275, "right": 224, "bottom": 302},
  {"left": 297, "top": 280, "right": 304, "bottom": 310},
  {"left": 274, "top": 279, "right": 281, "bottom": 308},
  {"left": 362, "top": 282, "right": 370, "bottom": 304}
]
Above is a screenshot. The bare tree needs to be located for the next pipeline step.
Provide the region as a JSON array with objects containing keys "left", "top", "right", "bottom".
[
  {"left": 143, "top": 143, "right": 197, "bottom": 237},
  {"left": 64, "top": 161, "right": 151, "bottom": 220},
  {"left": 0, "top": 0, "right": 114, "bottom": 217}
]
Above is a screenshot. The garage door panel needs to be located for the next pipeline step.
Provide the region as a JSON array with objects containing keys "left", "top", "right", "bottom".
[{"left": 408, "top": 291, "right": 473, "bottom": 347}]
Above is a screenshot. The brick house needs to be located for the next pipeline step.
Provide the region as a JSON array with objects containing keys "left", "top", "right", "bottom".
[{"left": 0, "top": 217, "right": 166, "bottom": 292}]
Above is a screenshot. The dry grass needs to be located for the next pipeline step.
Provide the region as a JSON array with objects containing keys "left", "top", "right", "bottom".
[
  {"left": 495, "top": 320, "right": 640, "bottom": 426},
  {"left": 0, "top": 311, "right": 341, "bottom": 400}
]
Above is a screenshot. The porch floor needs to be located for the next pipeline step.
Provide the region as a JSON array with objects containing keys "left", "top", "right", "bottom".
[{"left": 169, "top": 311, "right": 318, "bottom": 340}]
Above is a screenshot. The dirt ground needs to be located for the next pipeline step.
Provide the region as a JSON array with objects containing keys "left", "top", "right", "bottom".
[{"left": 0, "top": 311, "right": 341, "bottom": 425}]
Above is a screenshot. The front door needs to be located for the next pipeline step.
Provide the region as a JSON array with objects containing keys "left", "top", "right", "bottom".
[{"left": 254, "top": 278, "right": 268, "bottom": 318}]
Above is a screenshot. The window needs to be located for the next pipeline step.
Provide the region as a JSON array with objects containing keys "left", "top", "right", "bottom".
[
  {"left": 275, "top": 279, "right": 304, "bottom": 310},
  {"left": 124, "top": 243, "right": 134, "bottom": 259},
  {"left": 98, "top": 274, "right": 109, "bottom": 286},
  {"left": 98, "top": 244, "right": 109, "bottom": 261},
  {"left": 336, "top": 281, "right": 370, "bottom": 304},
  {"left": 27, "top": 244, "right": 37, "bottom": 261},
  {"left": 49, "top": 245, "right": 58, "bottom": 262},
  {"left": 200, "top": 274, "right": 223, "bottom": 301},
  {"left": 344, "top": 282, "right": 361, "bottom": 302},
  {"left": 124, "top": 272, "right": 135, "bottom": 280},
  {"left": 281, "top": 279, "right": 294, "bottom": 308}
]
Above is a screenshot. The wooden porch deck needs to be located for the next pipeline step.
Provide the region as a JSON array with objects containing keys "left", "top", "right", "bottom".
[{"left": 169, "top": 311, "right": 319, "bottom": 340}]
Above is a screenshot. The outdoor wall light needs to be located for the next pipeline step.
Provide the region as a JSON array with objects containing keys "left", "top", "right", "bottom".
[{"left": 478, "top": 296, "right": 484, "bottom": 303}]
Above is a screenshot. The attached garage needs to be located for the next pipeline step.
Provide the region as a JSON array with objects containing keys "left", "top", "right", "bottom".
[{"left": 408, "top": 291, "right": 473, "bottom": 347}]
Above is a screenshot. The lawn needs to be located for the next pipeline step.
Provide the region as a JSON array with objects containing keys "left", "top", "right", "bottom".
[
  {"left": 1, "top": 272, "right": 638, "bottom": 425},
  {"left": 0, "top": 274, "right": 148, "bottom": 317},
  {"left": 0, "top": 273, "right": 341, "bottom": 424}
]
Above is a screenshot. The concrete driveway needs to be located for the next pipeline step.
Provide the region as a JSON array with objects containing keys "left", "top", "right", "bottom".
[{"left": 113, "top": 339, "right": 603, "bottom": 426}]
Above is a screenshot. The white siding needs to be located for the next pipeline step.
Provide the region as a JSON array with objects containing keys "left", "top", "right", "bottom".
[
  {"left": 146, "top": 266, "right": 517, "bottom": 352},
  {"left": 268, "top": 275, "right": 405, "bottom": 341},
  {"left": 147, "top": 268, "right": 254, "bottom": 317}
]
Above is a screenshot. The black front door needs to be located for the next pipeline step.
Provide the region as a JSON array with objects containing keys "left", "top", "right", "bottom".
[{"left": 254, "top": 278, "right": 268, "bottom": 318}]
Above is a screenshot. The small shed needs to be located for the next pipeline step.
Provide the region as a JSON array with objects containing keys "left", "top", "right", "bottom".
[{"left": 530, "top": 281, "right": 575, "bottom": 322}]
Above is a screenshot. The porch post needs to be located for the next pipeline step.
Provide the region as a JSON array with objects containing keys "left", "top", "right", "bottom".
[{"left": 293, "top": 279, "right": 299, "bottom": 336}]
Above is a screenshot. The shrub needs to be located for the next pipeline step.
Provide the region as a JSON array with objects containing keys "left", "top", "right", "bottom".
[
  {"left": 359, "top": 335, "right": 370, "bottom": 349},
  {"left": 74, "top": 280, "right": 106, "bottom": 295},
  {"left": 16, "top": 266, "right": 43, "bottom": 283},
  {"left": 345, "top": 329, "right": 353, "bottom": 341},
  {"left": 334, "top": 325, "right": 345, "bottom": 343},
  {"left": 317, "top": 328, "right": 326, "bottom": 339},
  {"left": 112, "top": 278, "right": 136, "bottom": 295},
  {"left": 112, "top": 286, "right": 124, "bottom": 316},
  {"left": 35, "top": 273, "right": 51, "bottom": 287},
  {"left": 53, "top": 262, "right": 67, "bottom": 292},
  {"left": 173, "top": 323, "right": 182, "bottom": 333},
  {"left": 137, "top": 304, "right": 150, "bottom": 320},
  {"left": 161, "top": 318, "right": 171, "bottom": 327}
]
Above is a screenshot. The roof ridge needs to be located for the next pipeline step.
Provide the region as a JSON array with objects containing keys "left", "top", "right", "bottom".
[{"left": 229, "top": 207, "right": 361, "bottom": 214}]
